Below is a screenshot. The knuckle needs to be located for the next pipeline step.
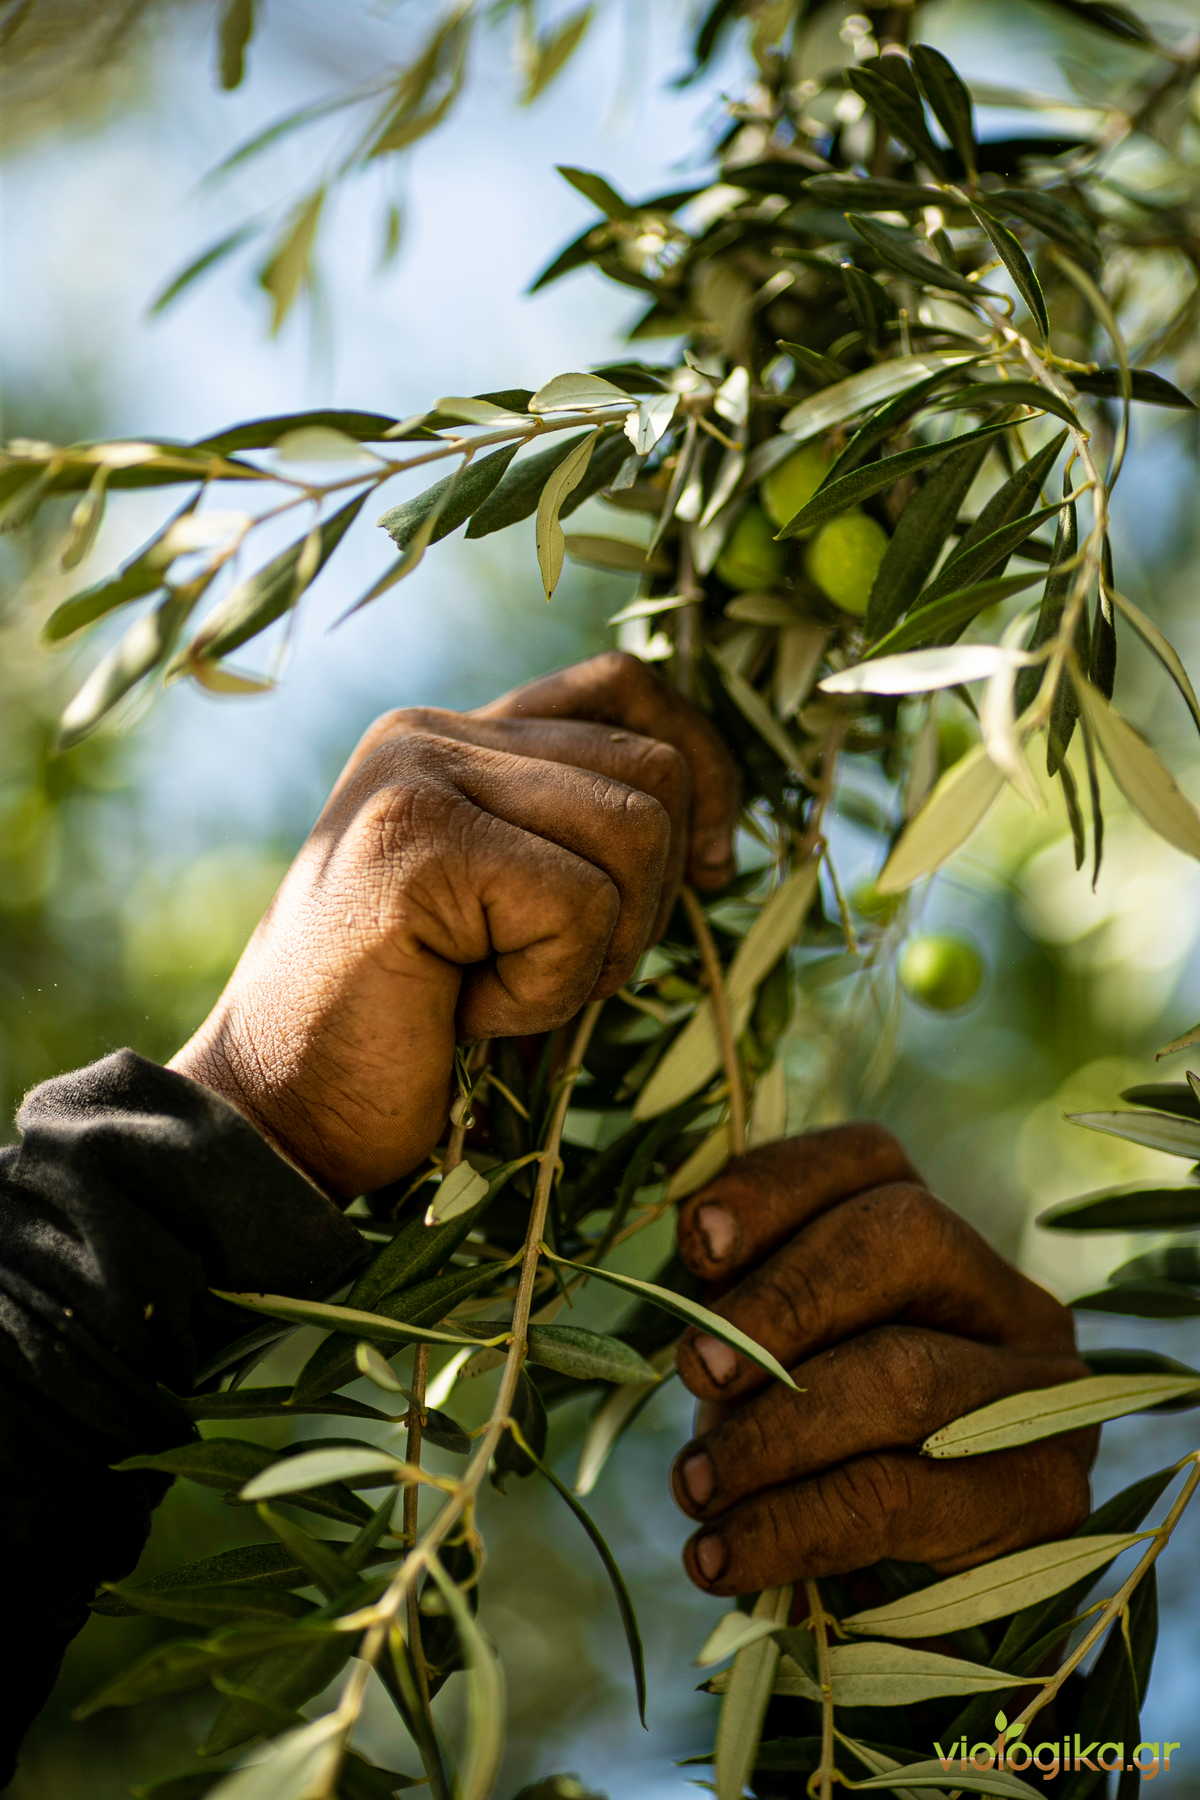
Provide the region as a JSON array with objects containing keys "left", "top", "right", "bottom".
[
  {"left": 875, "top": 1328, "right": 942, "bottom": 1432},
  {"left": 591, "top": 648, "right": 652, "bottom": 695},
  {"left": 619, "top": 785, "right": 671, "bottom": 852},
  {"left": 755, "top": 1261, "right": 818, "bottom": 1345},
  {"left": 634, "top": 737, "right": 691, "bottom": 804},
  {"left": 833, "top": 1452, "right": 912, "bottom": 1527}
]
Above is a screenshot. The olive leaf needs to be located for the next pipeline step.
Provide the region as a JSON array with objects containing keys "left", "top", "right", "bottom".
[
  {"left": 536, "top": 427, "right": 601, "bottom": 597},
  {"left": 877, "top": 745, "right": 1007, "bottom": 893},
  {"left": 542, "top": 1251, "right": 800, "bottom": 1392},
  {"left": 922, "top": 1373, "right": 1200, "bottom": 1459},
  {"left": 842, "top": 1533, "right": 1150, "bottom": 1637},
  {"left": 715, "top": 1586, "right": 792, "bottom": 1800}
]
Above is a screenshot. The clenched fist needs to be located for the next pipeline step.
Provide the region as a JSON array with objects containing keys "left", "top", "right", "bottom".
[
  {"left": 671, "top": 1130, "right": 1095, "bottom": 1595},
  {"left": 170, "top": 652, "right": 739, "bottom": 1197}
]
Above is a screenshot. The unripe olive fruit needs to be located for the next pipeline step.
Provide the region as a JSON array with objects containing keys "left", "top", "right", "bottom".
[
  {"left": 851, "top": 879, "right": 903, "bottom": 926},
  {"left": 899, "top": 933, "right": 985, "bottom": 1012},
  {"left": 715, "top": 502, "right": 786, "bottom": 592},
  {"left": 760, "top": 443, "right": 833, "bottom": 532},
  {"left": 805, "top": 509, "right": 889, "bottom": 616}
]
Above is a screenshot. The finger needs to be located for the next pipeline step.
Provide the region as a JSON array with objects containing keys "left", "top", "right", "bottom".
[
  {"left": 677, "top": 1182, "right": 1075, "bottom": 1403},
  {"left": 474, "top": 651, "right": 740, "bottom": 889},
  {"left": 677, "top": 1125, "right": 918, "bottom": 1281},
  {"left": 379, "top": 708, "right": 691, "bottom": 942},
  {"left": 672, "top": 1325, "right": 1088, "bottom": 1520},
  {"left": 444, "top": 739, "right": 671, "bottom": 995},
  {"left": 681, "top": 1437, "right": 1094, "bottom": 1595}
]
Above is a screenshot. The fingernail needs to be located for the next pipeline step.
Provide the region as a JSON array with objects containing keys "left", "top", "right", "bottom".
[
  {"left": 695, "top": 1532, "right": 727, "bottom": 1583},
  {"left": 694, "top": 1201, "right": 737, "bottom": 1266},
  {"left": 679, "top": 1451, "right": 715, "bottom": 1508},
  {"left": 693, "top": 1334, "right": 738, "bottom": 1387}
]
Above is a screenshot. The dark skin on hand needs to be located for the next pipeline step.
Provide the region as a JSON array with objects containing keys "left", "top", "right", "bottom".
[{"left": 170, "top": 651, "right": 1094, "bottom": 1598}]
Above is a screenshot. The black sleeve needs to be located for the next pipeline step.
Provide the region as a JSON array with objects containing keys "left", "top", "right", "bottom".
[{"left": 0, "top": 1050, "right": 368, "bottom": 1788}]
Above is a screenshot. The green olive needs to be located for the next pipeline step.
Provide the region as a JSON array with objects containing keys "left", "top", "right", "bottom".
[
  {"left": 899, "top": 933, "right": 985, "bottom": 1012},
  {"left": 715, "top": 502, "right": 786, "bottom": 592},
  {"left": 760, "top": 443, "right": 833, "bottom": 532},
  {"left": 804, "top": 509, "right": 889, "bottom": 616},
  {"left": 851, "top": 879, "right": 903, "bottom": 926}
]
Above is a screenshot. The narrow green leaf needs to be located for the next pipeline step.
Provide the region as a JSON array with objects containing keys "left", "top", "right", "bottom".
[
  {"left": 845, "top": 62, "right": 944, "bottom": 173},
  {"left": 378, "top": 441, "right": 520, "bottom": 556},
  {"left": 843, "top": 1534, "right": 1149, "bottom": 1637},
  {"left": 1071, "top": 366, "right": 1196, "bottom": 410},
  {"left": 427, "top": 1559, "right": 505, "bottom": 1800},
  {"left": 1072, "top": 1280, "right": 1200, "bottom": 1318},
  {"left": 1122, "top": 1080, "right": 1200, "bottom": 1117},
  {"left": 465, "top": 428, "right": 623, "bottom": 538},
  {"left": 1013, "top": 489, "right": 1077, "bottom": 722},
  {"left": 211, "top": 1289, "right": 493, "bottom": 1349},
  {"left": 823, "top": 644, "right": 1026, "bottom": 697},
  {"left": 76, "top": 1627, "right": 340, "bottom": 1717},
  {"left": 923, "top": 1373, "right": 1200, "bottom": 1459},
  {"left": 933, "top": 378, "right": 1079, "bottom": 429},
  {"left": 150, "top": 224, "right": 259, "bottom": 315},
  {"left": 556, "top": 164, "right": 636, "bottom": 220},
  {"left": 877, "top": 744, "right": 1006, "bottom": 893},
  {"left": 869, "top": 569, "right": 1047, "bottom": 658},
  {"left": 217, "top": 0, "right": 256, "bottom": 90},
  {"left": 1074, "top": 685, "right": 1200, "bottom": 860},
  {"left": 205, "top": 1715, "right": 345, "bottom": 1800},
  {"left": 98, "top": 1582, "right": 310, "bottom": 1629},
  {"left": 911, "top": 45, "right": 977, "bottom": 179},
  {"left": 543, "top": 1251, "right": 800, "bottom": 1393},
  {"left": 192, "top": 491, "right": 367, "bottom": 660},
  {"left": 114, "top": 1439, "right": 371, "bottom": 1525},
  {"left": 801, "top": 175, "right": 947, "bottom": 210},
  {"left": 851, "top": 1760, "right": 1043, "bottom": 1797},
  {"left": 776, "top": 352, "right": 975, "bottom": 445},
  {"left": 258, "top": 188, "right": 325, "bottom": 334},
  {"left": 523, "top": 1443, "right": 647, "bottom": 1725},
  {"left": 634, "top": 863, "right": 819, "bottom": 1117},
  {"left": 1109, "top": 586, "right": 1200, "bottom": 737},
  {"left": 58, "top": 590, "right": 195, "bottom": 748},
  {"left": 425, "top": 1160, "right": 490, "bottom": 1225},
  {"left": 524, "top": 1323, "right": 658, "bottom": 1385},
  {"left": 846, "top": 214, "right": 987, "bottom": 305},
  {"left": 90, "top": 1543, "right": 326, "bottom": 1613},
  {"left": 827, "top": 1641, "right": 1034, "bottom": 1705},
  {"left": 1067, "top": 1107, "right": 1200, "bottom": 1159},
  {"left": 967, "top": 201, "right": 1049, "bottom": 337},
  {"left": 255, "top": 1505, "right": 358, "bottom": 1599},
  {"left": 866, "top": 434, "right": 995, "bottom": 636},
  {"left": 1037, "top": 1185, "right": 1200, "bottom": 1232},
  {"left": 931, "top": 429, "right": 1069, "bottom": 592},
  {"left": 181, "top": 1385, "right": 392, "bottom": 1423},
  {"left": 521, "top": 5, "right": 594, "bottom": 104},
  {"left": 715, "top": 1586, "right": 791, "bottom": 1800},
  {"left": 241, "top": 1447, "right": 407, "bottom": 1500},
  {"left": 536, "top": 427, "right": 599, "bottom": 597},
  {"left": 776, "top": 421, "right": 1011, "bottom": 538}
]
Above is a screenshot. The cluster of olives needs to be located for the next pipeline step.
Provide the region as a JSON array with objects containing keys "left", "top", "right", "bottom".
[{"left": 714, "top": 442, "right": 889, "bottom": 616}]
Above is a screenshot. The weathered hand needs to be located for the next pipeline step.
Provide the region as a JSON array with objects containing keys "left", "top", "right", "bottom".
[
  {"left": 671, "top": 1130, "right": 1095, "bottom": 1595},
  {"left": 170, "top": 652, "right": 738, "bottom": 1198}
]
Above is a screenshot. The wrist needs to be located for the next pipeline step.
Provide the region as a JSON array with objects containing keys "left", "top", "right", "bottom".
[{"left": 169, "top": 1019, "right": 340, "bottom": 1200}]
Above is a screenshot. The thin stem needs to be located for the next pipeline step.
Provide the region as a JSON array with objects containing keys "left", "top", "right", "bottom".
[
  {"left": 327, "top": 1002, "right": 604, "bottom": 1771},
  {"left": 681, "top": 885, "right": 747, "bottom": 1156},
  {"left": 805, "top": 1578, "right": 836, "bottom": 1800}
]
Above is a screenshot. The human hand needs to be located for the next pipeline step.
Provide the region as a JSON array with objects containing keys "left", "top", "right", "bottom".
[
  {"left": 670, "top": 1129, "right": 1094, "bottom": 1595},
  {"left": 170, "top": 652, "right": 738, "bottom": 1198}
]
